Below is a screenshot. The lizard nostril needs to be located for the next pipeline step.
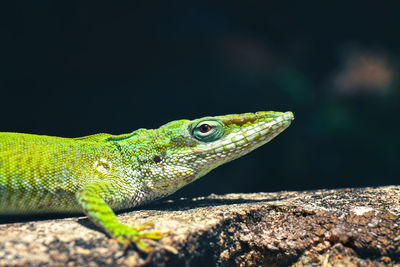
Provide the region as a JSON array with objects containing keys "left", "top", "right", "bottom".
[{"left": 153, "top": 155, "right": 162, "bottom": 163}]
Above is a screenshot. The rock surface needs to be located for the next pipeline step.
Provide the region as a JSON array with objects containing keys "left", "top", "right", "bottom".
[{"left": 0, "top": 186, "right": 399, "bottom": 266}]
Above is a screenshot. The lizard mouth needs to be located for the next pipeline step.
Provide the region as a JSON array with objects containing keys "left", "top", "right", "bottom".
[{"left": 193, "top": 111, "right": 294, "bottom": 156}]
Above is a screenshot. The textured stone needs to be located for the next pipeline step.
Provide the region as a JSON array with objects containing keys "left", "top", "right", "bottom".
[{"left": 0, "top": 186, "right": 399, "bottom": 266}]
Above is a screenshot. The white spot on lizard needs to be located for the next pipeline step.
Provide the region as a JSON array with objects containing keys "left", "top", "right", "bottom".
[{"left": 93, "top": 158, "right": 112, "bottom": 174}]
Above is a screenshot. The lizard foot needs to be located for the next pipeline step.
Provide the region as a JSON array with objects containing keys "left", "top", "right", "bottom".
[{"left": 112, "top": 223, "right": 162, "bottom": 253}]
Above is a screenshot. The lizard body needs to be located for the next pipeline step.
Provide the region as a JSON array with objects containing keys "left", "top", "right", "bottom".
[{"left": 0, "top": 111, "right": 294, "bottom": 251}]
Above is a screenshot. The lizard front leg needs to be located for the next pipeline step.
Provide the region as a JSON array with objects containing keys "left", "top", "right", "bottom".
[{"left": 76, "top": 182, "right": 162, "bottom": 252}]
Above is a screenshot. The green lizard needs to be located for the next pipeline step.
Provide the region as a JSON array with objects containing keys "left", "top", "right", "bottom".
[{"left": 0, "top": 111, "right": 294, "bottom": 252}]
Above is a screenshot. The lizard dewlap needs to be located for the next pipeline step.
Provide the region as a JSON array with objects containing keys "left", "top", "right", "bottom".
[{"left": 0, "top": 111, "right": 294, "bottom": 252}]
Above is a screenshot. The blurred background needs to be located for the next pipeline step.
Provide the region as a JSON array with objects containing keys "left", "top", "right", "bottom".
[{"left": 2, "top": 2, "right": 399, "bottom": 199}]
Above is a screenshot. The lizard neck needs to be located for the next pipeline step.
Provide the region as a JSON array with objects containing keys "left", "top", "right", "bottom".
[{"left": 112, "top": 133, "right": 189, "bottom": 207}]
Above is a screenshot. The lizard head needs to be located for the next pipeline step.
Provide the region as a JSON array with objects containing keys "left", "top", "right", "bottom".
[{"left": 126, "top": 111, "right": 294, "bottom": 199}]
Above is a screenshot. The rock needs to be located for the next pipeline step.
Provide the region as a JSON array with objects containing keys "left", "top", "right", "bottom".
[{"left": 0, "top": 186, "right": 399, "bottom": 266}]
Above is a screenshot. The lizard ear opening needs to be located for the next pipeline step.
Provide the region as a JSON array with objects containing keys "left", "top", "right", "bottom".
[
  {"left": 153, "top": 155, "right": 162, "bottom": 163},
  {"left": 191, "top": 120, "right": 225, "bottom": 142}
]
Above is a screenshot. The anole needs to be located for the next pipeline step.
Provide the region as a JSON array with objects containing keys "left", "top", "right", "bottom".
[{"left": 0, "top": 111, "right": 294, "bottom": 252}]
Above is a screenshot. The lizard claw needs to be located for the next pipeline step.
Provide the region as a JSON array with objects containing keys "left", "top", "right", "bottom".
[
  {"left": 138, "top": 230, "right": 162, "bottom": 239},
  {"left": 135, "top": 239, "right": 153, "bottom": 253},
  {"left": 132, "top": 222, "right": 154, "bottom": 232}
]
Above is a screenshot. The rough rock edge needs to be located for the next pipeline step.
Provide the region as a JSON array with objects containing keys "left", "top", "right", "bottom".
[{"left": 0, "top": 186, "right": 399, "bottom": 266}]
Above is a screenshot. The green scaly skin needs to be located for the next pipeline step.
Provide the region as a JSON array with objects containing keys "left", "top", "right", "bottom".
[{"left": 0, "top": 111, "right": 294, "bottom": 252}]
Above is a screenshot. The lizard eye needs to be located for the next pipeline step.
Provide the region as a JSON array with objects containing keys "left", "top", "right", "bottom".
[
  {"left": 199, "top": 123, "right": 212, "bottom": 133},
  {"left": 192, "top": 120, "right": 224, "bottom": 142}
]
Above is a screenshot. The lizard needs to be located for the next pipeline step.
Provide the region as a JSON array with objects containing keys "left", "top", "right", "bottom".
[{"left": 0, "top": 111, "right": 294, "bottom": 252}]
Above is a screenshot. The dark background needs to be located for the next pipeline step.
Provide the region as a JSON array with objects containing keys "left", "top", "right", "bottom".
[{"left": 2, "top": 2, "right": 399, "bottom": 199}]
